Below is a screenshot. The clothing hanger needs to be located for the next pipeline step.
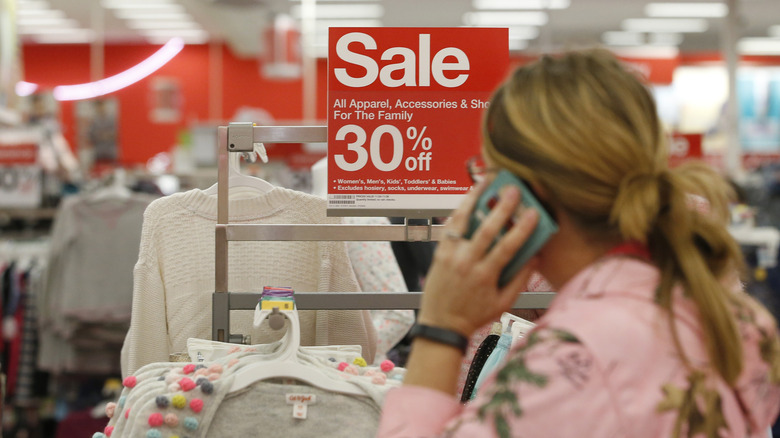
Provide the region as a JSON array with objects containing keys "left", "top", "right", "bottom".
[
  {"left": 87, "top": 167, "right": 132, "bottom": 203},
  {"left": 228, "top": 307, "right": 368, "bottom": 397},
  {"left": 203, "top": 143, "right": 275, "bottom": 198}
]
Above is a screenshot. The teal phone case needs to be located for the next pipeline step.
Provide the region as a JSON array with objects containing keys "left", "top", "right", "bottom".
[{"left": 464, "top": 170, "right": 558, "bottom": 287}]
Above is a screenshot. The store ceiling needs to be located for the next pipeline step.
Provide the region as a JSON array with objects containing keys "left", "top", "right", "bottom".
[{"left": 25, "top": 0, "right": 780, "bottom": 57}]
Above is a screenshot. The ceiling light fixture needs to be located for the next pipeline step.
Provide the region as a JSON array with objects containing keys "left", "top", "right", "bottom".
[
  {"left": 610, "top": 45, "right": 680, "bottom": 59},
  {"left": 33, "top": 33, "right": 97, "bottom": 44},
  {"left": 738, "top": 37, "right": 780, "bottom": 55},
  {"left": 125, "top": 20, "right": 201, "bottom": 30},
  {"left": 288, "top": 0, "right": 379, "bottom": 2},
  {"left": 16, "top": 9, "right": 65, "bottom": 18},
  {"left": 644, "top": 2, "right": 728, "bottom": 18},
  {"left": 508, "top": 26, "right": 540, "bottom": 40},
  {"left": 509, "top": 40, "right": 529, "bottom": 51},
  {"left": 101, "top": 0, "right": 177, "bottom": 7},
  {"left": 473, "top": 0, "right": 569, "bottom": 9},
  {"left": 16, "top": 0, "right": 51, "bottom": 10},
  {"left": 602, "top": 31, "right": 645, "bottom": 46},
  {"left": 44, "top": 38, "right": 185, "bottom": 101},
  {"left": 622, "top": 18, "right": 708, "bottom": 33},
  {"left": 114, "top": 11, "right": 191, "bottom": 21},
  {"left": 15, "top": 81, "right": 38, "bottom": 97},
  {"left": 17, "top": 17, "right": 78, "bottom": 28},
  {"left": 290, "top": 4, "right": 384, "bottom": 19},
  {"left": 648, "top": 32, "right": 684, "bottom": 45},
  {"left": 463, "top": 11, "right": 548, "bottom": 26},
  {"left": 313, "top": 19, "right": 382, "bottom": 30}
]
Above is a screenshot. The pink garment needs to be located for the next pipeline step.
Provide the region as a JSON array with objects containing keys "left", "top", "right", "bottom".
[{"left": 378, "top": 257, "right": 780, "bottom": 438}]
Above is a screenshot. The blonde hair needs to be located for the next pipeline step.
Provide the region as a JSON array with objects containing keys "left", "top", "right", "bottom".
[{"left": 483, "top": 48, "right": 747, "bottom": 384}]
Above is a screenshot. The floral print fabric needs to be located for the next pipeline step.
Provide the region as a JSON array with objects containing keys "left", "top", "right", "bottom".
[{"left": 378, "top": 258, "right": 780, "bottom": 438}]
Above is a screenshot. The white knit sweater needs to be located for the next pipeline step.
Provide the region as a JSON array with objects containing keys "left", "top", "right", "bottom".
[{"left": 120, "top": 187, "right": 376, "bottom": 376}]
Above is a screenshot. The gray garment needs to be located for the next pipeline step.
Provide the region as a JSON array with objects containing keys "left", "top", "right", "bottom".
[
  {"left": 37, "top": 193, "right": 156, "bottom": 373},
  {"left": 208, "top": 381, "right": 381, "bottom": 437},
  {"left": 101, "top": 343, "right": 397, "bottom": 437}
]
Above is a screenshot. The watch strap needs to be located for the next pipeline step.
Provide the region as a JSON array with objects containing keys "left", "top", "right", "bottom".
[{"left": 409, "top": 324, "right": 469, "bottom": 354}]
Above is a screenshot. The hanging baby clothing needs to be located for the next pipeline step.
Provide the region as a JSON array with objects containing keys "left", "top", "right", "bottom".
[{"left": 341, "top": 216, "right": 414, "bottom": 365}]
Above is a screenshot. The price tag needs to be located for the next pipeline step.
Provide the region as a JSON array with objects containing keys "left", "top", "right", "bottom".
[{"left": 327, "top": 27, "right": 508, "bottom": 216}]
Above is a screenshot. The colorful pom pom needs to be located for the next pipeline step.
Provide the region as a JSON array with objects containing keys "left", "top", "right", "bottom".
[
  {"left": 371, "top": 373, "right": 387, "bottom": 385},
  {"left": 364, "top": 369, "right": 377, "bottom": 377},
  {"left": 190, "top": 398, "right": 204, "bottom": 413},
  {"left": 343, "top": 364, "right": 359, "bottom": 375},
  {"left": 193, "top": 369, "right": 208, "bottom": 378},
  {"left": 155, "top": 395, "right": 169, "bottom": 409},
  {"left": 172, "top": 395, "right": 187, "bottom": 409},
  {"left": 165, "top": 374, "right": 178, "bottom": 384},
  {"left": 380, "top": 360, "right": 395, "bottom": 373},
  {"left": 148, "top": 412, "right": 164, "bottom": 427},
  {"left": 328, "top": 357, "right": 337, "bottom": 362},
  {"left": 122, "top": 376, "right": 137, "bottom": 388},
  {"left": 124, "top": 408, "right": 130, "bottom": 419},
  {"left": 337, "top": 362, "right": 349, "bottom": 372},
  {"left": 179, "top": 377, "right": 196, "bottom": 392},
  {"left": 182, "top": 364, "right": 196, "bottom": 374},
  {"left": 200, "top": 381, "right": 214, "bottom": 395},
  {"left": 118, "top": 396, "right": 126, "bottom": 408},
  {"left": 145, "top": 430, "right": 161, "bottom": 438},
  {"left": 164, "top": 413, "right": 179, "bottom": 427},
  {"left": 207, "top": 364, "right": 223, "bottom": 374},
  {"left": 92, "top": 433, "right": 106, "bottom": 438},
  {"left": 168, "top": 383, "right": 181, "bottom": 392},
  {"left": 183, "top": 417, "right": 199, "bottom": 431},
  {"left": 227, "top": 358, "right": 239, "bottom": 368},
  {"left": 195, "top": 377, "right": 208, "bottom": 386},
  {"left": 208, "top": 373, "right": 220, "bottom": 381},
  {"left": 104, "top": 426, "right": 114, "bottom": 437},
  {"left": 105, "top": 402, "right": 116, "bottom": 418},
  {"left": 353, "top": 357, "right": 367, "bottom": 367},
  {"left": 228, "top": 346, "right": 241, "bottom": 354}
]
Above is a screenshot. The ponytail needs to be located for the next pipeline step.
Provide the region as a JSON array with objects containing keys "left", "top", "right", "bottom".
[{"left": 610, "top": 162, "right": 746, "bottom": 384}]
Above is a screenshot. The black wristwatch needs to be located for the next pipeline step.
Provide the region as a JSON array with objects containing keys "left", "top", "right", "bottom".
[{"left": 409, "top": 324, "right": 469, "bottom": 355}]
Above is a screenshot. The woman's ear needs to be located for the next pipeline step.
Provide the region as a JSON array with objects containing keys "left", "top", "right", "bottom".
[{"left": 527, "top": 180, "right": 558, "bottom": 220}]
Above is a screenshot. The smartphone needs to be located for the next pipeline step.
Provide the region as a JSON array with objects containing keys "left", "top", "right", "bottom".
[{"left": 464, "top": 169, "right": 558, "bottom": 287}]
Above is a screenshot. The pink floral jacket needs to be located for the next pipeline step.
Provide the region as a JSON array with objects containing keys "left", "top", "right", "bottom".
[{"left": 378, "top": 257, "right": 780, "bottom": 437}]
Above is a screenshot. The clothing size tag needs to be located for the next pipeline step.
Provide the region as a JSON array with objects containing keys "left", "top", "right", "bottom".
[
  {"left": 286, "top": 393, "right": 317, "bottom": 420},
  {"left": 293, "top": 403, "right": 307, "bottom": 419}
]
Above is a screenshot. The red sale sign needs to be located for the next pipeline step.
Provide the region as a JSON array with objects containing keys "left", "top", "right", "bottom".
[
  {"left": 327, "top": 27, "right": 509, "bottom": 215},
  {"left": 668, "top": 133, "right": 703, "bottom": 168}
]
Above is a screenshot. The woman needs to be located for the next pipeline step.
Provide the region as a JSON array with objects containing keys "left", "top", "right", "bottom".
[{"left": 377, "top": 49, "right": 780, "bottom": 437}]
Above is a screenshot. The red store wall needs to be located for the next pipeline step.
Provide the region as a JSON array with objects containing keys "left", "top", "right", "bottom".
[
  {"left": 22, "top": 42, "right": 330, "bottom": 166},
  {"left": 22, "top": 42, "right": 780, "bottom": 167}
]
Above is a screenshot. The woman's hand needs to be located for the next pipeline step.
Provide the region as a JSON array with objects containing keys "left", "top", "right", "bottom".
[{"left": 418, "top": 181, "right": 540, "bottom": 337}]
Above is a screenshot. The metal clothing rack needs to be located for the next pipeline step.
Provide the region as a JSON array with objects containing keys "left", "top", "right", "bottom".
[{"left": 212, "top": 122, "right": 555, "bottom": 343}]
